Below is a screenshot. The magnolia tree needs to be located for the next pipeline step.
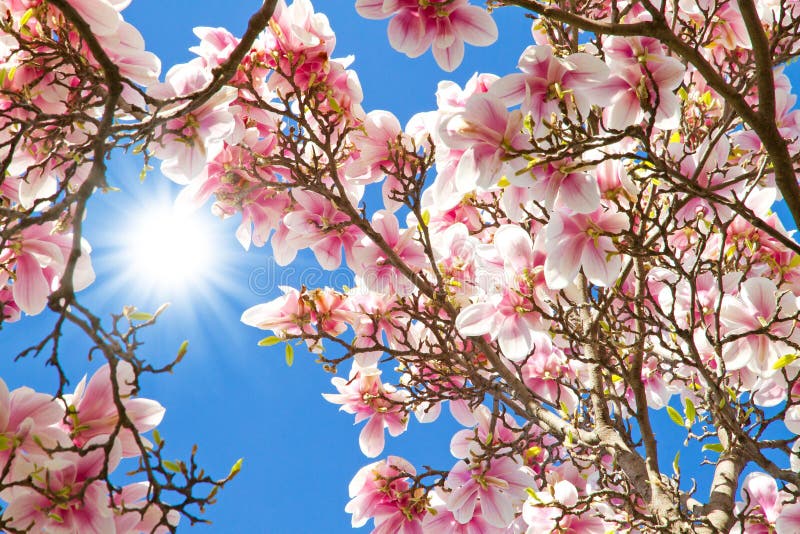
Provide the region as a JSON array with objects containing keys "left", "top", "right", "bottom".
[{"left": 4, "top": 0, "right": 800, "bottom": 531}]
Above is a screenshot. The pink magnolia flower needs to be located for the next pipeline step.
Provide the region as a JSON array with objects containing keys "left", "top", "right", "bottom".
[
  {"left": 322, "top": 367, "right": 409, "bottom": 457},
  {"left": 0, "top": 377, "right": 68, "bottom": 482},
  {"left": 719, "top": 277, "right": 798, "bottom": 376},
  {"left": 737, "top": 70, "right": 800, "bottom": 155},
  {"left": 6, "top": 222, "right": 95, "bottom": 315},
  {"left": 346, "top": 290, "right": 410, "bottom": 367},
  {"left": 149, "top": 61, "right": 239, "bottom": 183},
  {"left": 241, "top": 286, "right": 314, "bottom": 338},
  {"left": 346, "top": 110, "right": 406, "bottom": 185},
  {"left": 356, "top": 0, "right": 498, "bottom": 71},
  {"left": 189, "top": 26, "right": 240, "bottom": 69},
  {"left": 264, "top": 0, "right": 337, "bottom": 94},
  {"left": 456, "top": 225, "right": 549, "bottom": 361},
  {"left": 457, "top": 289, "right": 546, "bottom": 361},
  {"left": 114, "top": 482, "right": 180, "bottom": 534},
  {"left": 543, "top": 206, "right": 628, "bottom": 289},
  {"left": 346, "top": 456, "right": 426, "bottom": 531},
  {"left": 350, "top": 210, "right": 428, "bottom": 295},
  {"left": 739, "top": 472, "right": 783, "bottom": 525},
  {"left": 601, "top": 36, "right": 685, "bottom": 130},
  {"left": 449, "top": 405, "right": 520, "bottom": 459},
  {"left": 422, "top": 489, "right": 504, "bottom": 533},
  {"left": 678, "top": 0, "right": 749, "bottom": 51},
  {"left": 283, "top": 189, "right": 363, "bottom": 270},
  {"left": 522, "top": 479, "right": 606, "bottom": 533},
  {"left": 520, "top": 336, "right": 579, "bottom": 411},
  {"left": 512, "top": 158, "right": 601, "bottom": 214},
  {"left": 1, "top": 442, "right": 121, "bottom": 533},
  {"left": 431, "top": 222, "right": 480, "bottom": 303},
  {"left": 490, "top": 45, "right": 612, "bottom": 135},
  {"left": 439, "top": 92, "right": 529, "bottom": 193},
  {"left": 444, "top": 456, "right": 535, "bottom": 528},
  {"left": 63, "top": 362, "right": 165, "bottom": 457}
]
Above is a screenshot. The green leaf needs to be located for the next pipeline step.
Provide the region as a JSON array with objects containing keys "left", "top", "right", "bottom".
[
  {"left": 672, "top": 451, "right": 681, "bottom": 475},
  {"left": 257, "top": 336, "right": 281, "bottom": 347},
  {"left": 152, "top": 429, "right": 163, "bottom": 447},
  {"left": 19, "top": 8, "right": 34, "bottom": 27},
  {"left": 129, "top": 312, "right": 153, "bottom": 321},
  {"left": 163, "top": 460, "right": 181, "bottom": 473},
  {"left": 229, "top": 458, "right": 244, "bottom": 478},
  {"left": 684, "top": 398, "right": 696, "bottom": 425},
  {"left": 421, "top": 210, "right": 430, "bottom": 226},
  {"left": 176, "top": 340, "right": 189, "bottom": 361},
  {"left": 773, "top": 353, "right": 798, "bottom": 370},
  {"left": 667, "top": 405, "right": 685, "bottom": 427},
  {"left": 702, "top": 443, "right": 725, "bottom": 453},
  {"left": 285, "top": 344, "right": 294, "bottom": 367}
]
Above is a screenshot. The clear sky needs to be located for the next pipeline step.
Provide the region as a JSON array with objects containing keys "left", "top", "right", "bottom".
[{"left": 3, "top": 1, "right": 799, "bottom": 533}]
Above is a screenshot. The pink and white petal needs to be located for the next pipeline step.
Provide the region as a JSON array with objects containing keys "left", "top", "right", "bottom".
[
  {"left": 433, "top": 39, "right": 465, "bottom": 72},
  {"left": 359, "top": 415, "right": 386, "bottom": 458},
  {"left": 447, "top": 484, "right": 479, "bottom": 524},
  {"left": 13, "top": 254, "right": 50, "bottom": 315},
  {"left": 605, "top": 91, "right": 640, "bottom": 130},
  {"left": 450, "top": 400, "right": 477, "bottom": 427},
  {"left": 72, "top": 251, "right": 96, "bottom": 292},
  {"left": 786, "top": 405, "right": 800, "bottom": 434},
  {"left": 479, "top": 488, "right": 514, "bottom": 528},
  {"left": 653, "top": 92, "right": 681, "bottom": 130},
  {"left": 559, "top": 172, "right": 600, "bottom": 213},
  {"left": 456, "top": 303, "right": 500, "bottom": 338},
  {"left": 451, "top": 5, "right": 498, "bottom": 47},
  {"left": 355, "top": 0, "right": 392, "bottom": 19},
  {"left": 543, "top": 217, "right": 584, "bottom": 291},
  {"left": 582, "top": 236, "right": 622, "bottom": 288},
  {"left": 489, "top": 73, "right": 527, "bottom": 106},
  {"left": 742, "top": 472, "right": 780, "bottom": 523},
  {"left": 371, "top": 211, "right": 401, "bottom": 247},
  {"left": 497, "top": 317, "right": 533, "bottom": 361},
  {"left": 8, "top": 387, "right": 64, "bottom": 430},
  {"left": 777, "top": 502, "right": 800, "bottom": 534},
  {"left": 388, "top": 11, "right": 430, "bottom": 58},
  {"left": 652, "top": 57, "right": 686, "bottom": 90},
  {"left": 741, "top": 278, "right": 777, "bottom": 319},
  {"left": 493, "top": 224, "right": 532, "bottom": 265},
  {"left": 450, "top": 429, "right": 473, "bottom": 459},
  {"left": 70, "top": 0, "right": 121, "bottom": 36},
  {"left": 0, "top": 378, "right": 9, "bottom": 430},
  {"left": 124, "top": 398, "right": 165, "bottom": 431},
  {"left": 553, "top": 480, "right": 579, "bottom": 507},
  {"left": 455, "top": 147, "right": 481, "bottom": 192},
  {"left": 312, "top": 236, "right": 344, "bottom": 270}
]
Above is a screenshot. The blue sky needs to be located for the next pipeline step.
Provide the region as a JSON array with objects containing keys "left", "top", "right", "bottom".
[
  {"left": 4, "top": 1, "right": 799, "bottom": 533},
  {"left": 3, "top": 2, "right": 532, "bottom": 533}
]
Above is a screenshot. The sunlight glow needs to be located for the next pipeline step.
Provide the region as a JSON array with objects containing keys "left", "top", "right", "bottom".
[{"left": 126, "top": 206, "right": 214, "bottom": 293}]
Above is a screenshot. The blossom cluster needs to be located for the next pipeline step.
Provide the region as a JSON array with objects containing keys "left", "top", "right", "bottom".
[
  {"left": 223, "top": 0, "right": 800, "bottom": 531},
  {"left": 4, "top": 0, "right": 800, "bottom": 531},
  {"left": 0, "top": 363, "right": 172, "bottom": 533},
  {"left": 0, "top": 0, "right": 162, "bottom": 317}
]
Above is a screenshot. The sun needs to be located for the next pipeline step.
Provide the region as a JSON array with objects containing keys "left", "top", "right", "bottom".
[
  {"left": 127, "top": 207, "right": 213, "bottom": 291},
  {"left": 89, "top": 176, "right": 245, "bottom": 318}
]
